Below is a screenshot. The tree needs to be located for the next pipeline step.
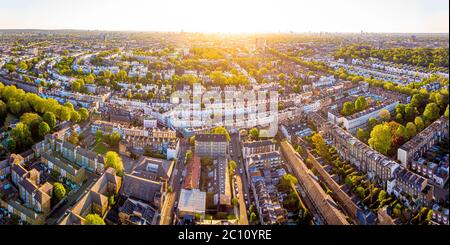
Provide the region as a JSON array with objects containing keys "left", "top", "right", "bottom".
[
  {"left": 78, "top": 108, "right": 89, "bottom": 121},
  {"left": 410, "top": 93, "right": 428, "bottom": 110},
  {"left": 422, "top": 103, "right": 440, "bottom": 123},
  {"left": 70, "top": 111, "right": 81, "bottom": 122},
  {"left": 5, "top": 138, "right": 16, "bottom": 151},
  {"left": 56, "top": 106, "right": 71, "bottom": 121},
  {"left": 355, "top": 96, "right": 367, "bottom": 112},
  {"left": 18, "top": 61, "right": 28, "bottom": 71},
  {"left": 189, "top": 135, "right": 195, "bottom": 146},
  {"left": 186, "top": 150, "right": 192, "bottom": 161},
  {"left": 231, "top": 197, "right": 239, "bottom": 207},
  {"left": 38, "top": 122, "right": 50, "bottom": 137},
  {"left": 445, "top": 105, "right": 449, "bottom": 118},
  {"left": 84, "top": 214, "right": 105, "bottom": 225},
  {"left": 211, "top": 126, "right": 230, "bottom": 141},
  {"left": 8, "top": 100, "right": 22, "bottom": 115},
  {"left": 108, "top": 195, "right": 115, "bottom": 206},
  {"left": 357, "top": 128, "right": 369, "bottom": 143},
  {"left": 109, "top": 131, "right": 121, "bottom": 147},
  {"left": 43, "top": 112, "right": 56, "bottom": 129},
  {"left": 341, "top": 101, "right": 355, "bottom": 116},
  {"left": 117, "top": 70, "right": 127, "bottom": 81},
  {"left": 249, "top": 212, "right": 258, "bottom": 224},
  {"left": 85, "top": 74, "right": 95, "bottom": 84},
  {"left": 379, "top": 109, "right": 391, "bottom": 121},
  {"left": 404, "top": 104, "right": 416, "bottom": 122},
  {"left": 368, "top": 124, "right": 392, "bottom": 155},
  {"left": 229, "top": 160, "right": 237, "bottom": 176},
  {"left": 64, "top": 102, "right": 74, "bottom": 111},
  {"left": 0, "top": 100, "right": 6, "bottom": 118},
  {"left": 368, "top": 118, "right": 378, "bottom": 132},
  {"left": 378, "top": 190, "right": 387, "bottom": 202},
  {"left": 311, "top": 133, "right": 330, "bottom": 160},
  {"left": 406, "top": 122, "right": 417, "bottom": 138},
  {"left": 67, "top": 131, "right": 79, "bottom": 145},
  {"left": 20, "top": 113, "right": 42, "bottom": 126},
  {"left": 53, "top": 183, "right": 66, "bottom": 200},
  {"left": 414, "top": 116, "right": 425, "bottom": 131},
  {"left": 71, "top": 81, "right": 81, "bottom": 92},
  {"left": 105, "top": 151, "right": 124, "bottom": 176},
  {"left": 11, "top": 122, "right": 32, "bottom": 148},
  {"left": 356, "top": 186, "right": 366, "bottom": 199},
  {"left": 395, "top": 125, "right": 409, "bottom": 140},
  {"left": 249, "top": 127, "right": 259, "bottom": 139}
]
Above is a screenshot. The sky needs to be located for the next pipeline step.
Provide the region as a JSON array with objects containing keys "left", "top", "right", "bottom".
[{"left": 0, "top": 0, "right": 448, "bottom": 33}]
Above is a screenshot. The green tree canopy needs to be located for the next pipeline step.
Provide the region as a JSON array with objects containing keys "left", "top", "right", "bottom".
[
  {"left": 368, "top": 124, "right": 392, "bottom": 155},
  {"left": 249, "top": 127, "right": 259, "bottom": 139},
  {"left": 211, "top": 126, "right": 231, "bottom": 141},
  {"left": 53, "top": 183, "right": 66, "bottom": 200},
  {"left": 355, "top": 96, "right": 368, "bottom": 112},
  {"left": 84, "top": 214, "right": 105, "bottom": 225},
  {"left": 423, "top": 102, "right": 440, "bottom": 123},
  {"left": 38, "top": 121, "right": 50, "bottom": 137},
  {"left": 379, "top": 109, "right": 391, "bottom": 121},
  {"left": 43, "top": 112, "right": 57, "bottom": 129},
  {"left": 406, "top": 122, "right": 417, "bottom": 138},
  {"left": 341, "top": 101, "right": 355, "bottom": 116},
  {"left": 105, "top": 151, "right": 124, "bottom": 176},
  {"left": 414, "top": 116, "right": 425, "bottom": 131}
]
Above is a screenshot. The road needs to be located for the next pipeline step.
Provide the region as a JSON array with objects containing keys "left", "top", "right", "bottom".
[
  {"left": 230, "top": 133, "right": 251, "bottom": 205},
  {"left": 229, "top": 133, "right": 252, "bottom": 224},
  {"left": 160, "top": 138, "right": 189, "bottom": 225},
  {"left": 236, "top": 175, "right": 249, "bottom": 225}
]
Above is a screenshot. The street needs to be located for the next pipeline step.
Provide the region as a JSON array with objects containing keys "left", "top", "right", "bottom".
[
  {"left": 229, "top": 133, "right": 251, "bottom": 223},
  {"left": 160, "top": 137, "right": 189, "bottom": 224}
]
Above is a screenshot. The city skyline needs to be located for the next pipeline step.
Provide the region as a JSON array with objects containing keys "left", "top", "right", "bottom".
[{"left": 0, "top": 0, "right": 449, "bottom": 33}]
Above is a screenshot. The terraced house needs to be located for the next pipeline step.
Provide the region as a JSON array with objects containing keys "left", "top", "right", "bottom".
[
  {"left": 397, "top": 116, "right": 449, "bottom": 168},
  {"left": 1, "top": 154, "right": 53, "bottom": 225},
  {"left": 34, "top": 132, "right": 105, "bottom": 179},
  {"left": 309, "top": 113, "right": 432, "bottom": 206}
]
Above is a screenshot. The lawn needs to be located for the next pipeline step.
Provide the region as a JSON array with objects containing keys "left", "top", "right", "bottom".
[{"left": 93, "top": 142, "right": 108, "bottom": 155}]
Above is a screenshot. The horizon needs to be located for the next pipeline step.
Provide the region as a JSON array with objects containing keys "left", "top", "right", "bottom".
[
  {"left": 0, "top": 28, "right": 449, "bottom": 35},
  {"left": 0, "top": 0, "right": 448, "bottom": 33}
]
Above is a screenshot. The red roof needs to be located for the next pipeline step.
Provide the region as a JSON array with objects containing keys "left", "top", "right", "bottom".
[{"left": 183, "top": 154, "right": 200, "bottom": 190}]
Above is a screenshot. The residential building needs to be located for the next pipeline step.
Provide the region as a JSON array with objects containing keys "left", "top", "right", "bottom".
[
  {"left": 397, "top": 116, "right": 449, "bottom": 168},
  {"left": 195, "top": 134, "right": 228, "bottom": 158},
  {"left": 59, "top": 168, "right": 121, "bottom": 225}
]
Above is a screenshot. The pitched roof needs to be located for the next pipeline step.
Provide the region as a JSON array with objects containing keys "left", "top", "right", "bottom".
[{"left": 120, "top": 174, "right": 162, "bottom": 203}]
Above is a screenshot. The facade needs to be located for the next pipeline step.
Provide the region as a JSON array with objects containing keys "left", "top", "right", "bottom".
[
  {"left": 37, "top": 134, "right": 105, "bottom": 175},
  {"left": 397, "top": 116, "right": 449, "bottom": 168},
  {"left": 328, "top": 100, "right": 398, "bottom": 133},
  {"left": 0, "top": 154, "right": 53, "bottom": 225},
  {"left": 309, "top": 113, "right": 432, "bottom": 206},
  {"left": 194, "top": 134, "right": 228, "bottom": 158}
]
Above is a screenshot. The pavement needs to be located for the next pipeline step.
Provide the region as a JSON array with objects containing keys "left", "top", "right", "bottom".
[
  {"left": 230, "top": 133, "right": 251, "bottom": 205},
  {"left": 160, "top": 138, "right": 189, "bottom": 225},
  {"left": 236, "top": 175, "right": 249, "bottom": 225}
]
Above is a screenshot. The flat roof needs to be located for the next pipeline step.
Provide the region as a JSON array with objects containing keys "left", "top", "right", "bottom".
[{"left": 178, "top": 189, "right": 206, "bottom": 214}]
